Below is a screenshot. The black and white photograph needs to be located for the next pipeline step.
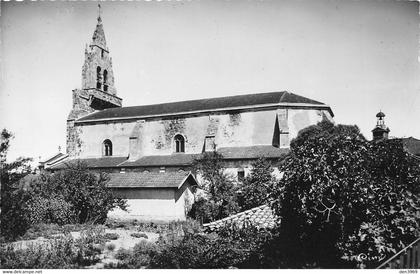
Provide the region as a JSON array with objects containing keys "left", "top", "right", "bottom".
[{"left": 0, "top": 0, "right": 419, "bottom": 270}]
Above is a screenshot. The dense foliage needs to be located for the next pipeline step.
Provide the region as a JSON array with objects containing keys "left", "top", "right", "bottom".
[
  {"left": 190, "top": 152, "right": 277, "bottom": 222},
  {"left": 0, "top": 227, "right": 106, "bottom": 268},
  {"left": 44, "top": 162, "right": 127, "bottom": 224},
  {"left": 238, "top": 158, "right": 276, "bottom": 210},
  {"left": 189, "top": 152, "right": 240, "bottom": 222},
  {"left": 138, "top": 222, "right": 272, "bottom": 268},
  {"left": 270, "top": 121, "right": 420, "bottom": 268},
  {"left": 0, "top": 129, "right": 127, "bottom": 240},
  {"left": 1, "top": 129, "right": 33, "bottom": 240}
]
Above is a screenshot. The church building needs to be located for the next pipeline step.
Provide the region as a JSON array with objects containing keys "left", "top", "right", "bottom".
[{"left": 45, "top": 9, "right": 335, "bottom": 221}]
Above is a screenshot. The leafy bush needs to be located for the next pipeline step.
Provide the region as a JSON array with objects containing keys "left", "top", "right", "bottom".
[
  {"left": 24, "top": 195, "right": 75, "bottom": 225},
  {"left": 190, "top": 152, "right": 240, "bottom": 223},
  {"left": 0, "top": 238, "right": 77, "bottom": 269},
  {"left": 0, "top": 228, "right": 106, "bottom": 269},
  {"left": 149, "top": 222, "right": 272, "bottom": 268},
  {"left": 131, "top": 232, "right": 148, "bottom": 239},
  {"left": 73, "top": 227, "right": 106, "bottom": 266},
  {"left": 104, "top": 232, "right": 119, "bottom": 241},
  {"left": 106, "top": 243, "right": 116, "bottom": 251},
  {"left": 1, "top": 129, "right": 127, "bottom": 240},
  {"left": 1, "top": 130, "right": 34, "bottom": 240},
  {"left": 270, "top": 121, "right": 420, "bottom": 268},
  {"left": 237, "top": 158, "right": 276, "bottom": 211},
  {"left": 106, "top": 240, "right": 157, "bottom": 269},
  {"left": 44, "top": 162, "right": 127, "bottom": 224},
  {"left": 115, "top": 248, "right": 131, "bottom": 261},
  {"left": 19, "top": 223, "right": 62, "bottom": 241}
]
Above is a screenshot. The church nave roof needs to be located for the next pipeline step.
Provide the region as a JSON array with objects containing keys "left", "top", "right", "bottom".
[{"left": 76, "top": 91, "right": 333, "bottom": 123}]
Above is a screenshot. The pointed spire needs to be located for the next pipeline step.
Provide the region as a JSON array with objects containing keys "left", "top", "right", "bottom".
[{"left": 91, "top": 4, "right": 107, "bottom": 49}]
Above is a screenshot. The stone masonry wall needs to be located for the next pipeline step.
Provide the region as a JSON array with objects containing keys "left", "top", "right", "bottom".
[{"left": 73, "top": 107, "right": 333, "bottom": 159}]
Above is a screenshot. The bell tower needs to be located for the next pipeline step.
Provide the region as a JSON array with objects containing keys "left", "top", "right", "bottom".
[
  {"left": 372, "top": 111, "right": 390, "bottom": 141},
  {"left": 67, "top": 5, "right": 123, "bottom": 156},
  {"left": 82, "top": 5, "right": 117, "bottom": 97}
]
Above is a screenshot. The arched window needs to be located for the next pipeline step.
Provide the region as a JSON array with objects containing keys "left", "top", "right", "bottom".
[
  {"left": 103, "top": 139, "right": 112, "bottom": 156},
  {"left": 174, "top": 134, "right": 185, "bottom": 153},
  {"left": 96, "top": 66, "right": 102, "bottom": 89},
  {"left": 103, "top": 70, "right": 108, "bottom": 92}
]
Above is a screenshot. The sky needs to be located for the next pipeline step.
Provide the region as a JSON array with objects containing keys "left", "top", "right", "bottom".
[{"left": 1, "top": 0, "right": 419, "bottom": 163}]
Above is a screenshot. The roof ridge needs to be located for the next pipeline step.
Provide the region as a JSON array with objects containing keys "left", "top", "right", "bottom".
[
  {"left": 101, "top": 91, "right": 288, "bottom": 110},
  {"left": 203, "top": 204, "right": 269, "bottom": 226},
  {"left": 278, "top": 91, "right": 288, "bottom": 103}
]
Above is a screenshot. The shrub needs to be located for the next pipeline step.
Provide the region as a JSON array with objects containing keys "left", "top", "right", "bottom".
[
  {"left": 131, "top": 232, "right": 148, "bottom": 239},
  {"left": 270, "top": 122, "right": 420, "bottom": 268},
  {"left": 149, "top": 223, "right": 272, "bottom": 268},
  {"left": 1, "top": 129, "right": 33, "bottom": 240},
  {"left": 24, "top": 195, "right": 75, "bottom": 226},
  {"left": 74, "top": 228, "right": 106, "bottom": 266},
  {"left": 0, "top": 238, "right": 77, "bottom": 269},
  {"left": 106, "top": 243, "right": 116, "bottom": 251},
  {"left": 115, "top": 248, "right": 131, "bottom": 261},
  {"left": 104, "top": 232, "right": 119, "bottom": 241},
  {"left": 19, "top": 223, "right": 62, "bottom": 241},
  {"left": 237, "top": 158, "right": 276, "bottom": 211},
  {"left": 44, "top": 162, "right": 127, "bottom": 224},
  {"left": 190, "top": 152, "right": 240, "bottom": 223},
  {"left": 108, "top": 240, "right": 157, "bottom": 269},
  {"left": 0, "top": 230, "right": 106, "bottom": 269}
]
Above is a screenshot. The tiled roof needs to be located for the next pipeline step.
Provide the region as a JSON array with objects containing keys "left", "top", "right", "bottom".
[
  {"left": 218, "top": 146, "right": 289, "bottom": 160},
  {"left": 106, "top": 171, "right": 197, "bottom": 188},
  {"left": 77, "top": 91, "right": 331, "bottom": 123},
  {"left": 120, "top": 146, "right": 289, "bottom": 167},
  {"left": 119, "top": 154, "right": 198, "bottom": 167},
  {"left": 50, "top": 146, "right": 288, "bottom": 170},
  {"left": 203, "top": 205, "right": 277, "bottom": 232},
  {"left": 39, "top": 152, "right": 65, "bottom": 164},
  {"left": 402, "top": 137, "right": 420, "bottom": 156},
  {"left": 50, "top": 156, "right": 127, "bottom": 170}
]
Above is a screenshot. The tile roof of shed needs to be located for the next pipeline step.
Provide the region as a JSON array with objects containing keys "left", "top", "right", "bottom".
[
  {"left": 76, "top": 91, "right": 331, "bottom": 123},
  {"left": 203, "top": 205, "right": 277, "bottom": 232},
  {"left": 107, "top": 171, "right": 197, "bottom": 188}
]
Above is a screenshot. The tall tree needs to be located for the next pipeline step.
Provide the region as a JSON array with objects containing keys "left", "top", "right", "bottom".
[
  {"left": 270, "top": 121, "right": 420, "bottom": 268},
  {"left": 189, "top": 151, "right": 239, "bottom": 223},
  {"left": 0, "top": 129, "right": 33, "bottom": 240},
  {"left": 238, "top": 158, "right": 276, "bottom": 211}
]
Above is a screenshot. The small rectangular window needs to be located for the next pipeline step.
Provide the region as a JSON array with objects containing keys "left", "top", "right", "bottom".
[
  {"left": 237, "top": 170, "right": 245, "bottom": 181},
  {"left": 159, "top": 167, "right": 166, "bottom": 173},
  {"left": 204, "top": 136, "right": 216, "bottom": 152}
]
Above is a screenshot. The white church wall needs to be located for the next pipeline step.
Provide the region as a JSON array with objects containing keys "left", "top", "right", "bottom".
[
  {"left": 288, "top": 109, "right": 333, "bottom": 141},
  {"left": 77, "top": 121, "right": 136, "bottom": 158},
  {"left": 74, "top": 107, "right": 332, "bottom": 159}
]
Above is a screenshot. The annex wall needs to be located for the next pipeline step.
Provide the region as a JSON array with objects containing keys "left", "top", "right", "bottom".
[{"left": 108, "top": 188, "right": 181, "bottom": 222}]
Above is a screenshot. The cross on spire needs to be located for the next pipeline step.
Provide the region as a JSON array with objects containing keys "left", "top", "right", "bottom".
[{"left": 97, "top": 4, "right": 102, "bottom": 23}]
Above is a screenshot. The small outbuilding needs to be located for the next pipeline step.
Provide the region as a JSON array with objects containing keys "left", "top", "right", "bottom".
[{"left": 106, "top": 171, "right": 198, "bottom": 222}]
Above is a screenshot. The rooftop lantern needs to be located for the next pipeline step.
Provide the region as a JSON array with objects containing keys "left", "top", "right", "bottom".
[{"left": 372, "top": 111, "right": 390, "bottom": 141}]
